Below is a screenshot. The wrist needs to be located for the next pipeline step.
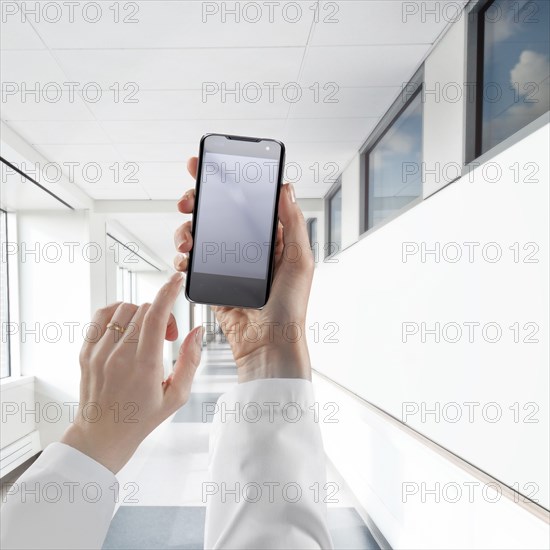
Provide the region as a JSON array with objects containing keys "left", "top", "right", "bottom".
[
  {"left": 61, "top": 423, "right": 134, "bottom": 474},
  {"left": 236, "top": 341, "right": 311, "bottom": 383}
]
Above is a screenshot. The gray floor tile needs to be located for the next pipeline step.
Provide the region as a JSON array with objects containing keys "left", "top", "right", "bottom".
[
  {"left": 103, "top": 506, "right": 381, "bottom": 550},
  {"left": 328, "top": 507, "right": 381, "bottom": 550},
  {"left": 103, "top": 506, "right": 205, "bottom": 549},
  {"left": 172, "top": 393, "right": 222, "bottom": 423}
]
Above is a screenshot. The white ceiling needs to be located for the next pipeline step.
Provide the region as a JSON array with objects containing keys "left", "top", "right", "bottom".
[
  {"left": 0, "top": 0, "right": 463, "bottom": 203},
  {"left": 0, "top": 0, "right": 465, "bottom": 268}
]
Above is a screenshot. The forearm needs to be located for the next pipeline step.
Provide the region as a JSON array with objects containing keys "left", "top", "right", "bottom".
[{"left": 204, "top": 378, "right": 333, "bottom": 550}]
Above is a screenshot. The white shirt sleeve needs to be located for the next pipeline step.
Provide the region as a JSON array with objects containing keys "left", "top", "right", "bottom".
[
  {"left": 0, "top": 442, "right": 117, "bottom": 550},
  {"left": 204, "top": 378, "right": 334, "bottom": 550}
]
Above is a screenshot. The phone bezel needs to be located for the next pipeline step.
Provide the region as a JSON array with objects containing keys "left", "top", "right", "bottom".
[{"left": 184, "top": 133, "right": 286, "bottom": 310}]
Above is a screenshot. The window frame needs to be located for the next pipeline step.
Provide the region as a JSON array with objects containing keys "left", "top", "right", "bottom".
[
  {"left": 464, "top": 0, "right": 550, "bottom": 164},
  {"left": 360, "top": 67, "right": 425, "bottom": 236},
  {"left": 0, "top": 209, "right": 20, "bottom": 380},
  {"left": 1, "top": 209, "right": 11, "bottom": 379},
  {"left": 324, "top": 179, "right": 342, "bottom": 260},
  {"left": 117, "top": 266, "right": 137, "bottom": 304}
]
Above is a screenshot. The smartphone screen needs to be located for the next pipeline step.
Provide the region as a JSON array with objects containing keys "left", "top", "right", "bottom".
[{"left": 185, "top": 134, "right": 285, "bottom": 308}]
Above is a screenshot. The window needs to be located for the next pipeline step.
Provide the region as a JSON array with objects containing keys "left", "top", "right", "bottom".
[
  {"left": 306, "top": 218, "right": 318, "bottom": 262},
  {"left": 1, "top": 209, "right": 10, "bottom": 379},
  {"left": 476, "top": 0, "right": 549, "bottom": 156},
  {"left": 117, "top": 267, "right": 137, "bottom": 304},
  {"left": 326, "top": 185, "right": 342, "bottom": 258},
  {"left": 363, "top": 89, "right": 423, "bottom": 231}
]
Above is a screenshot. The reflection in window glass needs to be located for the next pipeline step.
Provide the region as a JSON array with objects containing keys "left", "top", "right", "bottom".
[
  {"left": 1, "top": 210, "right": 10, "bottom": 379},
  {"left": 366, "top": 91, "right": 423, "bottom": 230},
  {"left": 327, "top": 188, "right": 342, "bottom": 257},
  {"left": 481, "top": 0, "right": 550, "bottom": 154}
]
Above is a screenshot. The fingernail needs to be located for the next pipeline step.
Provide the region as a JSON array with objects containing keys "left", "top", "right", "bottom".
[
  {"left": 170, "top": 272, "right": 184, "bottom": 284},
  {"left": 287, "top": 183, "right": 296, "bottom": 204}
]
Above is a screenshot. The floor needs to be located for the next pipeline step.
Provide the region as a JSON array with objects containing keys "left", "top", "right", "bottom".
[{"left": 104, "top": 342, "right": 380, "bottom": 549}]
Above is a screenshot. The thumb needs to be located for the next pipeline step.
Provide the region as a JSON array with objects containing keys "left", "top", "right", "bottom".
[
  {"left": 164, "top": 326, "right": 203, "bottom": 409},
  {"left": 277, "top": 183, "right": 314, "bottom": 270}
]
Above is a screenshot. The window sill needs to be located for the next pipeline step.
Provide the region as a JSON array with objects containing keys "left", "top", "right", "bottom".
[{"left": 0, "top": 375, "right": 35, "bottom": 390}]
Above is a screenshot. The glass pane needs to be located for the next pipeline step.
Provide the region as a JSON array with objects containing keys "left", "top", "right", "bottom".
[
  {"left": 367, "top": 92, "right": 423, "bottom": 230},
  {"left": 481, "top": 0, "right": 550, "bottom": 153},
  {"left": 0, "top": 211, "right": 10, "bottom": 379},
  {"left": 329, "top": 188, "right": 342, "bottom": 255}
]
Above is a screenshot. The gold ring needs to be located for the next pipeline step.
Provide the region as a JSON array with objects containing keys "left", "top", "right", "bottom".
[{"left": 106, "top": 322, "right": 125, "bottom": 334}]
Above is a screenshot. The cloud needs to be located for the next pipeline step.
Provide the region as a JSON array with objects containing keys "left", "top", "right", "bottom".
[
  {"left": 511, "top": 50, "right": 550, "bottom": 92},
  {"left": 491, "top": 16, "right": 517, "bottom": 43},
  {"left": 487, "top": 50, "right": 550, "bottom": 146},
  {"left": 382, "top": 129, "right": 416, "bottom": 156},
  {"left": 508, "top": 50, "right": 550, "bottom": 120}
]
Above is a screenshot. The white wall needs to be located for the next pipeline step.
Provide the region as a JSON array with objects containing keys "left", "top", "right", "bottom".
[
  {"left": 313, "top": 374, "right": 549, "bottom": 550},
  {"left": 0, "top": 377, "right": 35, "bottom": 447},
  {"left": 308, "top": 123, "right": 549, "bottom": 516}
]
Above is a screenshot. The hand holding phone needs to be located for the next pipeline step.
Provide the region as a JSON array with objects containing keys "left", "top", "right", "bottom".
[
  {"left": 174, "top": 149, "right": 314, "bottom": 382},
  {"left": 185, "top": 134, "right": 285, "bottom": 309}
]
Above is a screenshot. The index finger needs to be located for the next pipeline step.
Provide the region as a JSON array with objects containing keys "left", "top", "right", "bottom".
[{"left": 137, "top": 273, "right": 184, "bottom": 359}]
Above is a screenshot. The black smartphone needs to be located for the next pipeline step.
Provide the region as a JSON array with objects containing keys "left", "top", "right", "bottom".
[{"left": 185, "top": 133, "right": 286, "bottom": 309}]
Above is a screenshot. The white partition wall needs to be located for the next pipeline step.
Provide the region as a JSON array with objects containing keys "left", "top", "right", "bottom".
[{"left": 308, "top": 122, "right": 549, "bottom": 535}]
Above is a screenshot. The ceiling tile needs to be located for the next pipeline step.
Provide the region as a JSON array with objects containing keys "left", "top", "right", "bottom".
[
  {"left": 115, "top": 142, "right": 197, "bottom": 163},
  {"left": 53, "top": 48, "right": 305, "bottom": 91},
  {"left": 132, "top": 162, "right": 192, "bottom": 186},
  {"left": 0, "top": 12, "right": 45, "bottom": 50},
  {"left": 101, "top": 119, "right": 287, "bottom": 144},
  {"left": 283, "top": 117, "right": 378, "bottom": 143},
  {"left": 33, "top": 143, "right": 122, "bottom": 164},
  {"left": 1, "top": 93, "right": 95, "bottom": 121},
  {"left": 285, "top": 141, "right": 357, "bottom": 162},
  {"left": 30, "top": 1, "right": 313, "bottom": 49},
  {"left": 7, "top": 120, "right": 110, "bottom": 144},
  {"left": 310, "top": 1, "right": 464, "bottom": 46},
  {"left": 300, "top": 44, "right": 430, "bottom": 88},
  {"left": 0, "top": 50, "right": 68, "bottom": 87},
  {"left": 287, "top": 86, "right": 402, "bottom": 119},
  {"left": 87, "top": 90, "right": 291, "bottom": 121}
]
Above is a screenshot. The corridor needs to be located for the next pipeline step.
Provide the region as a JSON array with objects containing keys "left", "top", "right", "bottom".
[{"left": 1, "top": 1, "right": 548, "bottom": 548}]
